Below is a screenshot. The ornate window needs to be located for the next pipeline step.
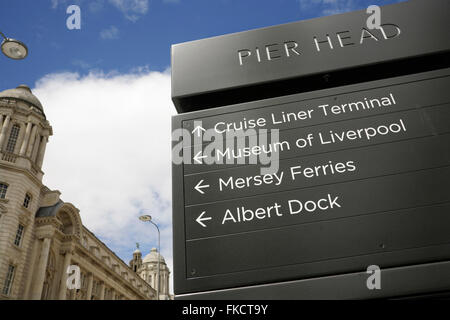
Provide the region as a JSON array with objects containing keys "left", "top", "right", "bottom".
[
  {"left": 0, "top": 183, "right": 8, "bottom": 199},
  {"left": 14, "top": 224, "right": 24, "bottom": 246},
  {"left": 5, "top": 124, "right": 20, "bottom": 153},
  {"left": 56, "top": 211, "right": 74, "bottom": 235},
  {"left": 2, "top": 264, "right": 15, "bottom": 295},
  {"left": 23, "top": 193, "right": 31, "bottom": 208}
]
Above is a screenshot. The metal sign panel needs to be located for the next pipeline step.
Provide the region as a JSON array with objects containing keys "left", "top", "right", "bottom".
[
  {"left": 171, "top": 0, "right": 450, "bottom": 112},
  {"left": 171, "top": 0, "right": 450, "bottom": 298},
  {"left": 172, "top": 68, "right": 450, "bottom": 295}
]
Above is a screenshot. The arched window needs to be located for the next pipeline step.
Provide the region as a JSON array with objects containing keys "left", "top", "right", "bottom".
[
  {"left": 14, "top": 224, "right": 25, "bottom": 246},
  {"left": 0, "top": 183, "right": 8, "bottom": 199},
  {"left": 5, "top": 124, "right": 20, "bottom": 153},
  {"left": 2, "top": 264, "right": 15, "bottom": 296},
  {"left": 56, "top": 211, "right": 74, "bottom": 235},
  {"left": 23, "top": 193, "right": 32, "bottom": 208}
]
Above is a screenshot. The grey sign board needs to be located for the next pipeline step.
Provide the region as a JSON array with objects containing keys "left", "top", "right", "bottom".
[
  {"left": 171, "top": 0, "right": 450, "bottom": 113},
  {"left": 172, "top": 68, "right": 450, "bottom": 296},
  {"left": 171, "top": 0, "right": 450, "bottom": 298}
]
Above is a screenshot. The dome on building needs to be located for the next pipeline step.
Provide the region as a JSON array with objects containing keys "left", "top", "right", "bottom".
[
  {"left": 133, "top": 248, "right": 141, "bottom": 254},
  {"left": 0, "top": 84, "right": 44, "bottom": 114},
  {"left": 142, "top": 248, "right": 165, "bottom": 264}
]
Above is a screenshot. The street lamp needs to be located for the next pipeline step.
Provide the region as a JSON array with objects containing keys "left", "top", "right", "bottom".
[
  {"left": 139, "top": 214, "right": 160, "bottom": 300},
  {"left": 0, "top": 31, "right": 28, "bottom": 60}
]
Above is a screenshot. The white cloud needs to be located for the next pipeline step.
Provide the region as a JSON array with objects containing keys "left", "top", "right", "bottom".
[
  {"left": 109, "top": 0, "right": 149, "bottom": 22},
  {"left": 51, "top": 0, "right": 83, "bottom": 9},
  {"left": 100, "top": 25, "right": 120, "bottom": 39},
  {"left": 71, "top": 59, "right": 91, "bottom": 69},
  {"left": 89, "top": 0, "right": 105, "bottom": 12},
  {"left": 51, "top": 0, "right": 146, "bottom": 18},
  {"left": 33, "top": 67, "right": 176, "bottom": 294},
  {"left": 297, "top": 0, "right": 359, "bottom": 16}
]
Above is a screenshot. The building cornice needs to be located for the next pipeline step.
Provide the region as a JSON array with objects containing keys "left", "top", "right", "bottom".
[
  {"left": 0, "top": 158, "right": 44, "bottom": 186},
  {"left": 0, "top": 99, "right": 48, "bottom": 126},
  {"left": 73, "top": 244, "right": 155, "bottom": 299}
]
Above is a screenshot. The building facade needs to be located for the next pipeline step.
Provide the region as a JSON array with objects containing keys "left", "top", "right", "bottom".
[
  {"left": 129, "top": 247, "right": 171, "bottom": 300},
  {"left": 0, "top": 85, "right": 163, "bottom": 300}
]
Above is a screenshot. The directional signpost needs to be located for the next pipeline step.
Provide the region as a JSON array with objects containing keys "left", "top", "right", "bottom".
[{"left": 171, "top": 0, "right": 450, "bottom": 299}]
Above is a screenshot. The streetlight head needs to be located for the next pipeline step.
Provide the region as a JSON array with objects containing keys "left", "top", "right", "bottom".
[
  {"left": 139, "top": 215, "right": 152, "bottom": 222},
  {"left": 1, "top": 38, "right": 28, "bottom": 60}
]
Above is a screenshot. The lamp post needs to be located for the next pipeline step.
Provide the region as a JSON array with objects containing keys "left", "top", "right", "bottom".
[
  {"left": 139, "top": 214, "right": 160, "bottom": 300},
  {"left": 0, "top": 31, "right": 28, "bottom": 60}
]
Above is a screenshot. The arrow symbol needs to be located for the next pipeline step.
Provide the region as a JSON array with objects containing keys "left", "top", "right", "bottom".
[
  {"left": 196, "top": 211, "right": 212, "bottom": 228},
  {"left": 193, "top": 151, "right": 207, "bottom": 164},
  {"left": 192, "top": 125, "right": 206, "bottom": 137},
  {"left": 194, "top": 179, "right": 210, "bottom": 194}
]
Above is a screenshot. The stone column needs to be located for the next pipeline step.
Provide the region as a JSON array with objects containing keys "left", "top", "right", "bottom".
[
  {"left": 30, "top": 237, "right": 52, "bottom": 300},
  {"left": 69, "top": 288, "right": 76, "bottom": 300},
  {"left": 163, "top": 273, "right": 166, "bottom": 294},
  {"left": 35, "top": 136, "right": 48, "bottom": 168},
  {"left": 0, "top": 114, "right": 11, "bottom": 150},
  {"left": 23, "top": 240, "right": 40, "bottom": 299},
  {"left": 19, "top": 122, "right": 33, "bottom": 155},
  {"left": 58, "top": 249, "right": 73, "bottom": 300},
  {"left": 14, "top": 123, "right": 26, "bottom": 155},
  {"left": 26, "top": 124, "right": 37, "bottom": 158},
  {"left": 31, "top": 134, "right": 41, "bottom": 162},
  {"left": 86, "top": 273, "right": 94, "bottom": 300},
  {"left": 111, "top": 290, "right": 116, "bottom": 300},
  {"left": 99, "top": 282, "right": 105, "bottom": 300}
]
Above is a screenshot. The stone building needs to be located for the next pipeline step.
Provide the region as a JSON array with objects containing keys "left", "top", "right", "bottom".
[
  {"left": 0, "top": 85, "right": 163, "bottom": 300},
  {"left": 129, "top": 246, "right": 171, "bottom": 300}
]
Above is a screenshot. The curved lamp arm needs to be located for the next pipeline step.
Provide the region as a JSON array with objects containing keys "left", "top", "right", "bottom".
[{"left": 0, "top": 30, "right": 28, "bottom": 60}]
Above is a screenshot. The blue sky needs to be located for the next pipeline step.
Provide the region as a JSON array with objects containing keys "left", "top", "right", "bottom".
[
  {"left": 0, "top": 0, "right": 403, "bottom": 292},
  {"left": 1, "top": 0, "right": 403, "bottom": 89}
]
